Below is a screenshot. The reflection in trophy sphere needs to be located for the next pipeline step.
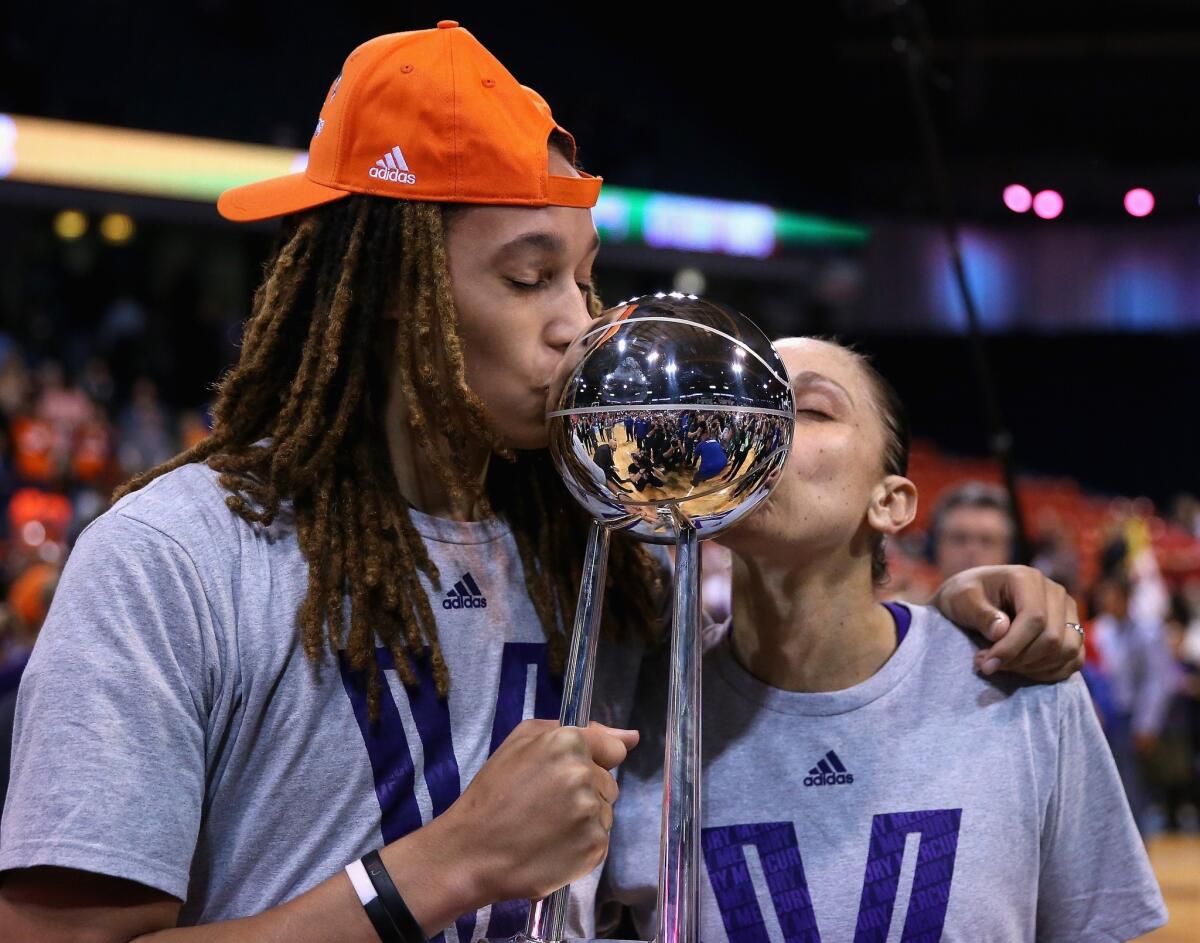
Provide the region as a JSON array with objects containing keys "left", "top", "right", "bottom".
[{"left": 547, "top": 293, "right": 795, "bottom": 543}]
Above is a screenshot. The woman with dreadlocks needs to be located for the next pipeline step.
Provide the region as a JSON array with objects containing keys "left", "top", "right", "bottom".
[{"left": 0, "top": 21, "right": 1083, "bottom": 943}]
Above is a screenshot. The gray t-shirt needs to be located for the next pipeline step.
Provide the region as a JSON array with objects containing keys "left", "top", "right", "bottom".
[
  {"left": 602, "top": 603, "right": 1167, "bottom": 942},
  {"left": 0, "top": 460, "right": 644, "bottom": 935}
]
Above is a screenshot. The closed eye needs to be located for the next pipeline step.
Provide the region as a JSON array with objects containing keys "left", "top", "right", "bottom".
[
  {"left": 798, "top": 408, "right": 832, "bottom": 420},
  {"left": 506, "top": 277, "right": 592, "bottom": 296}
]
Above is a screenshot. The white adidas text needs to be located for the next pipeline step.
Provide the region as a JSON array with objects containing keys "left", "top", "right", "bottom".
[{"left": 369, "top": 167, "right": 416, "bottom": 184}]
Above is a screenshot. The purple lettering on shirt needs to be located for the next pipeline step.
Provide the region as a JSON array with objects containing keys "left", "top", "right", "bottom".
[
  {"left": 701, "top": 822, "right": 821, "bottom": 943},
  {"left": 488, "top": 641, "right": 564, "bottom": 754},
  {"left": 484, "top": 642, "right": 564, "bottom": 937},
  {"left": 702, "top": 810, "right": 962, "bottom": 943},
  {"left": 339, "top": 642, "right": 563, "bottom": 943},
  {"left": 853, "top": 809, "right": 962, "bottom": 943}
]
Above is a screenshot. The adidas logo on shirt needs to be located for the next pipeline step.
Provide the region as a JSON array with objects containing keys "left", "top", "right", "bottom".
[
  {"left": 803, "top": 750, "right": 854, "bottom": 787},
  {"left": 442, "top": 572, "right": 488, "bottom": 610},
  {"left": 368, "top": 146, "right": 416, "bottom": 185}
]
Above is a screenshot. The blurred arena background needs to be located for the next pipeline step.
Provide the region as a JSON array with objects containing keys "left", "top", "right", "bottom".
[{"left": 0, "top": 2, "right": 1197, "bottom": 936}]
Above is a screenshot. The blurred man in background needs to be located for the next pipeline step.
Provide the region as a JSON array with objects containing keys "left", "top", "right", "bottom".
[{"left": 930, "top": 481, "right": 1015, "bottom": 578}]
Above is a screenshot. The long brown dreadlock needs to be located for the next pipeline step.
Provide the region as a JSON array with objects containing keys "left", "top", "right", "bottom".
[{"left": 113, "top": 172, "right": 664, "bottom": 718}]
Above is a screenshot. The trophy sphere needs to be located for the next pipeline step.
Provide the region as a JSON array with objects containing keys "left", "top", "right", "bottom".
[{"left": 547, "top": 293, "right": 795, "bottom": 543}]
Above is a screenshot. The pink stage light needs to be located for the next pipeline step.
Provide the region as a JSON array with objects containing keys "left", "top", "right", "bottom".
[
  {"left": 1003, "top": 184, "right": 1033, "bottom": 213},
  {"left": 1032, "top": 190, "right": 1064, "bottom": 220},
  {"left": 1124, "top": 188, "right": 1155, "bottom": 217}
]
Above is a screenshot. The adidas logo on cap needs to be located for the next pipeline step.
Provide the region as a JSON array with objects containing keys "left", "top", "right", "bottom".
[
  {"left": 442, "top": 572, "right": 488, "bottom": 610},
  {"left": 803, "top": 750, "right": 854, "bottom": 787},
  {"left": 368, "top": 145, "right": 416, "bottom": 185}
]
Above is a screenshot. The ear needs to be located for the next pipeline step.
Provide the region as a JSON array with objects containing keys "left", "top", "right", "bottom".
[{"left": 866, "top": 474, "right": 918, "bottom": 537}]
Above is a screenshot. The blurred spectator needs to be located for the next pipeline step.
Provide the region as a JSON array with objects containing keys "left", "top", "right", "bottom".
[
  {"left": 68, "top": 488, "right": 108, "bottom": 546},
  {"left": 78, "top": 356, "right": 115, "bottom": 412},
  {"left": 1100, "top": 510, "right": 1132, "bottom": 581},
  {"left": 70, "top": 402, "right": 115, "bottom": 486},
  {"left": 1031, "top": 508, "right": 1081, "bottom": 594},
  {"left": 1158, "top": 594, "right": 1200, "bottom": 830},
  {"left": 0, "top": 561, "right": 59, "bottom": 829},
  {"left": 1182, "top": 579, "right": 1200, "bottom": 667},
  {"left": 0, "top": 353, "right": 32, "bottom": 418},
  {"left": 97, "top": 295, "right": 148, "bottom": 358},
  {"left": 179, "top": 408, "right": 212, "bottom": 451},
  {"left": 1101, "top": 499, "right": 1172, "bottom": 624},
  {"left": 35, "top": 359, "right": 91, "bottom": 434},
  {"left": 1090, "top": 576, "right": 1177, "bottom": 835},
  {"left": 0, "top": 423, "right": 16, "bottom": 517},
  {"left": 117, "top": 376, "right": 175, "bottom": 475},
  {"left": 1172, "top": 493, "right": 1200, "bottom": 540},
  {"left": 10, "top": 414, "right": 60, "bottom": 485},
  {"left": 0, "top": 562, "right": 59, "bottom": 699},
  {"left": 929, "top": 482, "right": 1014, "bottom": 579},
  {"left": 7, "top": 488, "right": 72, "bottom": 573}
]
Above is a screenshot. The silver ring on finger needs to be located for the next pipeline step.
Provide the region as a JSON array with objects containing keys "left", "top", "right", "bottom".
[{"left": 1066, "top": 622, "right": 1085, "bottom": 638}]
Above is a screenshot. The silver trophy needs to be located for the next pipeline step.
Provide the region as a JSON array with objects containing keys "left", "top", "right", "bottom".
[{"left": 523, "top": 292, "right": 794, "bottom": 943}]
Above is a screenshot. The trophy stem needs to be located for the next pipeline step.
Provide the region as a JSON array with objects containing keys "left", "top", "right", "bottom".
[
  {"left": 656, "top": 515, "right": 702, "bottom": 943},
  {"left": 524, "top": 519, "right": 612, "bottom": 943}
]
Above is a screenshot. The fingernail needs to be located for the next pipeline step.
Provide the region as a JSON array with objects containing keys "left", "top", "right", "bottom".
[{"left": 982, "top": 658, "right": 1002, "bottom": 675}]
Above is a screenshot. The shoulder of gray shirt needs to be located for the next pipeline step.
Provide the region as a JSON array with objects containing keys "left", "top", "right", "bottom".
[{"left": 74, "top": 463, "right": 261, "bottom": 591}]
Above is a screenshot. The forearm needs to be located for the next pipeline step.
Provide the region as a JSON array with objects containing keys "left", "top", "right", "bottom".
[
  {"left": 138, "top": 822, "right": 485, "bottom": 943},
  {"left": 1, "top": 819, "right": 488, "bottom": 943},
  {"left": 131, "top": 872, "right": 379, "bottom": 943}
]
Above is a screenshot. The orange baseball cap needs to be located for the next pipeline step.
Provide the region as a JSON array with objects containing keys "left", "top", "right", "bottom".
[{"left": 217, "top": 20, "right": 602, "bottom": 222}]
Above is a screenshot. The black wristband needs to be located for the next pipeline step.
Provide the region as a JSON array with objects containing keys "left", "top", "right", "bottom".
[
  {"left": 362, "top": 894, "right": 404, "bottom": 943},
  {"left": 362, "top": 849, "right": 427, "bottom": 943}
]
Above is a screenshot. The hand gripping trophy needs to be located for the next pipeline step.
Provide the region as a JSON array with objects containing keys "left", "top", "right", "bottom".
[{"left": 520, "top": 292, "right": 795, "bottom": 943}]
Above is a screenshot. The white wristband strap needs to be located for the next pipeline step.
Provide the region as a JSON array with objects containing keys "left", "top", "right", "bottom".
[{"left": 346, "top": 857, "right": 379, "bottom": 906}]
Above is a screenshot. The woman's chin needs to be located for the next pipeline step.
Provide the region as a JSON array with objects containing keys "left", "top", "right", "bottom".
[
  {"left": 716, "top": 491, "right": 784, "bottom": 553},
  {"left": 715, "top": 520, "right": 768, "bottom": 556},
  {"left": 496, "top": 423, "right": 551, "bottom": 452},
  {"left": 718, "top": 517, "right": 819, "bottom": 559}
]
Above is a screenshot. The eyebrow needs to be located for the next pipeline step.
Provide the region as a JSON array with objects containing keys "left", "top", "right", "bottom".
[
  {"left": 791, "top": 370, "right": 854, "bottom": 406},
  {"left": 493, "top": 230, "right": 601, "bottom": 261}
]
